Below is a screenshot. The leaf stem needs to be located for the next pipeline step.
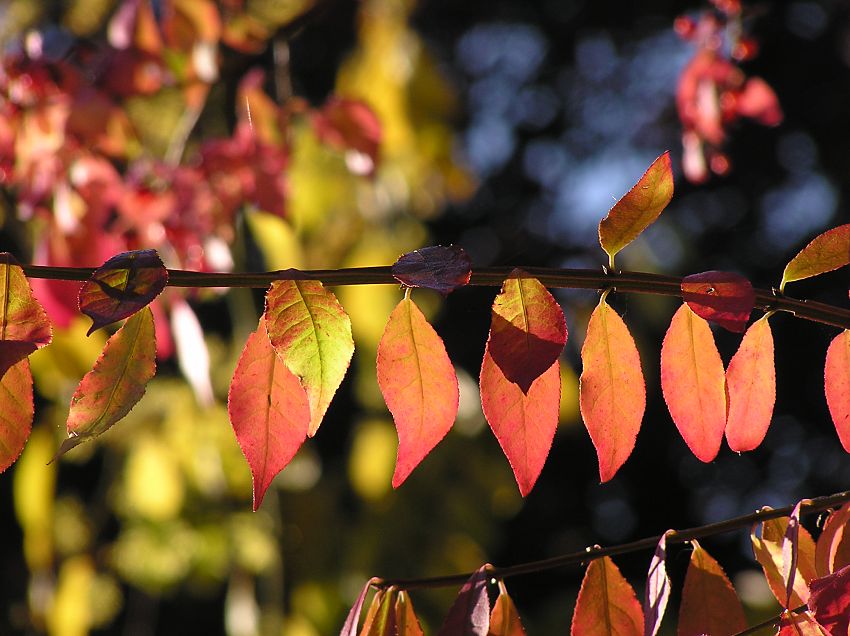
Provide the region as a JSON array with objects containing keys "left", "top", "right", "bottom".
[{"left": 20, "top": 264, "right": 850, "bottom": 330}]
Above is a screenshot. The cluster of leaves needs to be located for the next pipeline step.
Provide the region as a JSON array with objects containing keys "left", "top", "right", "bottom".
[
  {"left": 341, "top": 499, "right": 850, "bottom": 635},
  {"left": 675, "top": 0, "right": 783, "bottom": 182}
]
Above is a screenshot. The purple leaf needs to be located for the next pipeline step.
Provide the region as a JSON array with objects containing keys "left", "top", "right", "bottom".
[
  {"left": 644, "top": 532, "right": 671, "bottom": 636},
  {"left": 340, "top": 577, "right": 379, "bottom": 636},
  {"left": 438, "top": 564, "right": 491, "bottom": 636},
  {"left": 391, "top": 245, "right": 472, "bottom": 295}
]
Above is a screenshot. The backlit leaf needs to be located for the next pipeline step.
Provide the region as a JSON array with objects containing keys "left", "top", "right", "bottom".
[
  {"left": 681, "top": 270, "right": 755, "bottom": 333},
  {"left": 360, "top": 588, "right": 397, "bottom": 636},
  {"left": 395, "top": 591, "right": 425, "bottom": 636},
  {"left": 60, "top": 307, "right": 156, "bottom": 457},
  {"left": 480, "top": 348, "right": 560, "bottom": 497},
  {"left": 488, "top": 585, "right": 526, "bottom": 636},
  {"left": 228, "top": 317, "right": 311, "bottom": 511},
  {"left": 660, "top": 304, "right": 726, "bottom": 462},
  {"left": 570, "top": 556, "right": 642, "bottom": 636},
  {"left": 782, "top": 501, "right": 806, "bottom": 608},
  {"left": 377, "top": 296, "right": 458, "bottom": 487},
  {"left": 340, "top": 578, "right": 379, "bottom": 636},
  {"left": 78, "top": 249, "right": 168, "bottom": 335},
  {"left": 0, "top": 358, "right": 34, "bottom": 473},
  {"left": 265, "top": 280, "right": 354, "bottom": 436},
  {"left": 644, "top": 533, "right": 671, "bottom": 636},
  {"left": 579, "top": 296, "right": 645, "bottom": 482},
  {"left": 598, "top": 152, "right": 674, "bottom": 266},
  {"left": 487, "top": 269, "right": 567, "bottom": 393},
  {"left": 437, "top": 564, "right": 491, "bottom": 636},
  {"left": 815, "top": 504, "right": 850, "bottom": 576},
  {"left": 752, "top": 514, "right": 817, "bottom": 608},
  {"left": 725, "top": 316, "right": 775, "bottom": 452},
  {"left": 391, "top": 245, "right": 472, "bottom": 295},
  {"left": 776, "top": 610, "right": 830, "bottom": 636},
  {"left": 780, "top": 224, "right": 850, "bottom": 292},
  {"left": 825, "top": 330, "right": 850, "bottom": 452},
  {"left": 0, "top": 252, "right": 52, "bottom": 374},
  {"left": 677, "top": 541, "right": 746, "bottom": 636},
  {"left": 809, "top": 564, "right": 850, "bottom": 636}
]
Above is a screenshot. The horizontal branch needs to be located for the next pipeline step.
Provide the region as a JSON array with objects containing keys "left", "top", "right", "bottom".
[
  {"left": 373, "top": 489, "right": 850, "bottom": 590},
  {"left": 20, "top": 263, "right": 850, "bottom": 330}
]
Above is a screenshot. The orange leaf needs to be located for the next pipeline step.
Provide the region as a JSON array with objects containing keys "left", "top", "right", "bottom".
[
  {"left": 395, "top": 591, "right": 425, "bottom": 636},
  {"left": 677, "top": 541, "right": 746, "bottom": 636},
  {"left": 780, "top": 224, "right": 850, "bottom": 292},
  {"left": 752, "top": 514, "right": 818, "bottom": 608},
  {"left": 570, "top": 556, "right": 643, "bottom": 636},
  {"left": 0, "top": 252, "right": 52, "bottom": 374},
  {"left": 360, "top": 588, "right": 398, "bottom": 636},
  {"left": 579, "top": 296, "right": 645, "bottom": 482},
  {"left": 487, "top": 270, "right": 567, "bottom": 393},
  {"left": 0, "top": 357, "right": 33, "bottom": 473},
  {"left": 598, "top": 152, "right": 674, "bottom": 266},
  {"left": 228, "top": 316, "right": 310, "bottom": 511},
  {"left": 725, "top": 316, "right": 775, "bottom": 452},
  {"left": 660, "top": 304, "right": 726, "bottom": 462},
  {"left": 825, "top": 330, "right": 850, "bottom": 452},
  {"left": 377, "top": 296, "right": 458, "bottom": 487},
  {"left": 488, "top": 585, "right": 526, "bottom": 636},
  {"left": 815, "top": 504, "right": 850, "bottom": 576},
  {"left": 60, "top": 307, "right": 156, "bottom": 457},
  {"left": 681, "top": 270, "right": 754, "bottom": 333},
  {"left": 480, "top": 349, "right": 559, "bottom": 497},
  {"left": 265, "top": 279, "right": 354, "bottom": 436}
]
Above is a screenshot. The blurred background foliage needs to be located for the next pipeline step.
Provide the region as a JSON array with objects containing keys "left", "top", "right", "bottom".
[{"left": 1, "top": 0, "right": 850, "bottom": 634}]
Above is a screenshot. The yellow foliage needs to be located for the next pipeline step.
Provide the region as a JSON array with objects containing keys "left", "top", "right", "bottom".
[
  {"left": 14, "top": 425, "right": 56, "bottom": 571},
  {"left": 29, "top": 317, "right": 107, "bottom": 401},
  {"left": 245, "top": 209, "right": 304, "bottom": 271},
  {"left": 348, "top": 418, "right": 397, "bottom": 501},
  {"left": 560, "top": 361, "right": 581, "bottom": 426},
  {"left": 122, "top": 435, "right": 184, "bottom": 521},
  {"left": 47, "top": 555, "right": 93, "bottom": 636}
]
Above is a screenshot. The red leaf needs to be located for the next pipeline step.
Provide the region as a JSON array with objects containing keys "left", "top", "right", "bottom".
[
  {"left": 265, "top": 280, "right": 354, "bottom": 436},
  {"left": 809, "top": 564, "right": 850, "bottom": 636},
  {"left": 598, "top": 152, "right": 674, "bottom": 265},
  {"left": 488, "top": 584, "right": 526, "bottom": 636},
  {"left": 487, "top": 270, "right": 567, "bottom": 393},
  {"left": 340, "top": 578, "right": 379, "bottom": 636},
  {"left": 725, "top": 316, "right": 775, "bottom": 452},
  {"left": 391, "top": 245, "right": 473, "bottom": 295},
  {"left": 776, "top": 610, "right": 830, "bottom": 636},
  {"left": 0, "top": 358, "right": 33, "bottom": 473},
  {"left": 78, "top": 249, "right": 168, "bottom": 336},
  {"left": 228, "top": 316, "right": 311, "bottom": 511},
  {"left": 781, "top": 224, "right": 850, "bottom": 292},
  {"left": 815, "top": 504, "right": 850, "bottom": 576},
  {"left": 571, "top": 556, "right": 643, "bottom": 636},
  {"left": 579, "top": 295, "right": 645, "bottom": 482},
  {"left": 311, "top": 98, "right": 382, "bottom": 176},
  {"left": 752, "top": 514, "right": 817, "bottom": 608},
  {"left": 377, "top": 296, "right": 458, "bottom": 487},
  {"left": 660, "top": 304, "right": 726, "bottom": 462},
  {"left": 677, "top": 541, "right": 746, "bottom": 636},
  {"left": 644, "top": 533, "right": 671, "bottom": 636},
  {"left": 681, "top": 270, "right": 754, "bottom": 333},
  {"left": 480, "top": 348, "right": 559, "bottom": 497},
  {"left": 736, "top": 77, "right": 783, "bottom": 126},
  {"left": 0, "top": 253, "right": 52, "bottom": 374},
  {"left": 825, "top": 330, "right": 850, "bottom": 452},
  {"left": 59, "top": 307, "right": 156, "bottom": 457},
  {"left": 438, "top": 564, "right": 491, "bottom": 636}
]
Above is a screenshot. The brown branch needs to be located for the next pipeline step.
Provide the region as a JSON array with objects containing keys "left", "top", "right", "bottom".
[
  {"left": 372, "top": 489, "right": 850, "bottom": 590},
  {"left": 19, "top": 264, "right": 850, "bottom": 330}
]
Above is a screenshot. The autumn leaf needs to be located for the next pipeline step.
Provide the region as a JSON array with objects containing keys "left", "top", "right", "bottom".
[
  {"left": 570, "top": 556, "right": 643, "bottom": 636},
  {"left": 59, "top": 307, "right": 156, "bottom": 457},
  {"left": 660, "top": 304, "right": 726, "bottom": 463},
  {"left": 0, "top": 252, "right": 52, "bottom": 374},
  {"left": 677, "top": 541, "right": 746, "bottom": 636},
  {"left": 376, "top": 296, "right": 458, "bottom": 487},
  {"left": 598, "top": 152, "right": 674, "bottom": 267},
  {"left": 78, "top": 249, "right": 168, "bottom": 335},
  {"left": 725, "top": 316, "right": 775, "bottom": 452},
  {"left": 815, "top": 503, "right": 850, "bottom": 576},
  {"left": 824, "top": 330, "right": 850, "bottom": 452},
  {"left": 780, "top": 224, "right": 850, "bottom": 292},
  {"left": 0, "top": 358, "right": 34, "bottom": 473},
  {"left": 438, "top": 564, "right": 491, "bottom": 636},
  {"left": 360, "top": 588, "right": 398, "bottom": 636},
  {"left": 394, "top": 591, "right": 425, "bottom": 636},
  {"left": 480, "top": 348, "right": 560, "bottom": 497},
  {"left": 340, "top": 578, "right": 380, "bottom": 636},
  {"left": 488, "top": 584, "right": 526, "bottom": 636},
  {"left": 228, "top": 316, "right": 311, "bottom": 511},
  {"left": 776, "top": 610, "right": 830, "bottom": 636},
  {"left": 487, "top": 269, "right": 567, "bottom": 393},
  {"left": 644, "top": 533, "right": 671, "bottom": 636},
  {"left": 752, "top": 513, "right": 817, "bottom": 608},
  {"left": 265, "top": 280, "right": 354, "bottom": 436},
  {"left": 391, "top": 245, "right": 473, "bottom": 295},
  {"left": 809, "top": 564, "right": 850, "bottom": 636},
  {"left": 782, "top": 501, "right": 807, "bottom": 608},
  {"left": 579, "top": 295, "right": 645, "bottom": 482},
  {"left": 681, "top": 270, "right": 754, "bottom": 333}
]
